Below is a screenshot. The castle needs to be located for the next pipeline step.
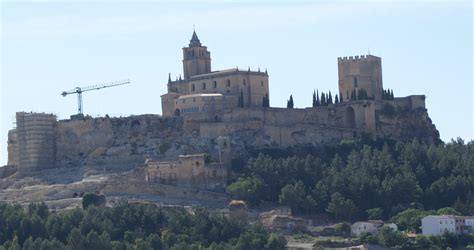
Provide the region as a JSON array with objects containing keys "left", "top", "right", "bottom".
[
  {"left": 5, "top": 31, "right": 439, "bottom": 176},
  {"left": 161, "top": 31, "right": 269, "bottom": 117}
]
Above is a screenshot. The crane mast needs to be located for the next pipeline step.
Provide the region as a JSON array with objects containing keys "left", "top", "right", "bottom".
[{"left": 61, "top": 79, "right": 130, "bottom": 118}]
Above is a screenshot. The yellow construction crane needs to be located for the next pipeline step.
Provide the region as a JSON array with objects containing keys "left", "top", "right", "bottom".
[{"left": 61, "top": 79, "right": 130, "bottom": 118}]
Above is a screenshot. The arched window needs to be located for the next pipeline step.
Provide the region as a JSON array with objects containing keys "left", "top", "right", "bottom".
[
  {"left": 191, "top": 84, "right": 195, "bottom": 91},
  {"left": 226, "top": 80, "right": 231, "bottom": 87},
  {"left": 353, "top": 77, "right": 358, "bottom": 87},
  {"left": 213, "top": 81, "right": 217, "bottom": 88},
  {"left": 261, "top": 81, "right": 264, "bottom": 87},
  {"left": 202, "top": 82, "right": 206, "bottom": 90}
]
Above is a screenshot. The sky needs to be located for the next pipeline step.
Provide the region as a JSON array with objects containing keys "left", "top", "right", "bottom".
[{"left": 0, "top": 1, "right": 472, "bottom": 165}]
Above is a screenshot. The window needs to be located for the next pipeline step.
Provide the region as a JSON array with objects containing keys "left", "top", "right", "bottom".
[
  {"left": 353, "top": 77, "right": 358, "bottom": 87},
  {"left": 213, "top": 81, "right": 217, "bottom": 88},
  {"left": 191, "top": 84, "right": 195, "bottom": 91},
  {"left": 202, "top": 82, "right": 206, "bottom": 90},
  {"left": 196, "top": 161, "right": 200, "bottom": 166},
  {"left": 243, "top": 79, "right": 246, "bottom": 85},
  {"left": 226, "top": 80, "right": 231, "bottom": 87},
  {"left": 261, "top": 81, "right": 264, "bottom": 87}
]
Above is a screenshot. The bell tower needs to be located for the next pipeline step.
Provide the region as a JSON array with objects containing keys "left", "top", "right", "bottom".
[{"left": 182, "top": 30, "right": 211, "bottom": 79}]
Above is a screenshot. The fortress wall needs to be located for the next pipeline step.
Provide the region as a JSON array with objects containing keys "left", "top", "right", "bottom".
[
  {"left": 409, "top": 95, "right": 426, "bottom": 109},
  {"left": 393, "top": 95, "right": 426, "bottom": 110},
  {"left": 55, "top": 115, "right": 185, "bottom": 168}
]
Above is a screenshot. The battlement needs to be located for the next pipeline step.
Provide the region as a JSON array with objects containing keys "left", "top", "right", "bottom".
[{"left": 337, "top": 54, "right": 381, "bottom": 63}]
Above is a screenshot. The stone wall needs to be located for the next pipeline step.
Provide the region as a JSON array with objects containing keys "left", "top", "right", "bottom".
[{"left": 6, "top": 96, "right": 438, "bottom": 172}]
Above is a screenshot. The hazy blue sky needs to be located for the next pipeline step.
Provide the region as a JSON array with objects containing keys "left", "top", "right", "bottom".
[{"left": 1, "top": 1, "right": 472, "bottom": 165}]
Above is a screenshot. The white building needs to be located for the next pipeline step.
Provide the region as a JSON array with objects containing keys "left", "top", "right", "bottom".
[
  {"left": 458, "top": 216, "right": 474, "bottom": 234},
  {"left": 351, "top": 220, "right": 398, "bottom": 237},
  {"left": 421, "top": 215, "right": 460, "bottom": 235}
]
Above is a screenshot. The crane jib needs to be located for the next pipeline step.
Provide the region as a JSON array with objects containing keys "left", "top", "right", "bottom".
[{"left": 60, "top": 79, "right": 130, "bottom": 115}]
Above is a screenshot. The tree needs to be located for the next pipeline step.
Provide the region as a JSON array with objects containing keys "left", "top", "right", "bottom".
[
  {"left": 287, "top": 95, "right": 294, "bottom": 109},
  {"left": 350, "top": 90, "right": 356, "bottom": 100},
  {"left": 279, "top": 181, "right": 306, "bottom": 212},
  {"left": 335, "top": 94, "right": 339, "bottom": 104},
  {"left": 226, "top": 177, "right": 265, "bottom": 205},
  {"left": 320, "top": 92, "right": 326, "bottom": 106},
  {"left": 67, "top": 228, "right": 86, "bottom": 250},
  {"left": 328, "top": 91, "right": 333, "bottom": 104},
  {"left": 391, "top": 208, "right": 430, "bottom": 232},
  {"left": 264, "top": 234, "right": 287, "bottom": 250},
  {"left": 82, "top": 193, "right": 106, "bottom": 209},
  {"left": 366, "top": 208, "right": 384, "bottom": 220},
  {"left": 326, "top": 192, "right": 357, "bottom": 221},
  {"left": 312, "top": 90, "right": 317, "bottom": 108},
  {"left": 262, "top": 94, "right": 269, "bottom": 108},
  {"left": 316, "top": 89, "right": 320, "bottom": 106},
  {"left": 377, "top": 226, "right": 407, "bottom": 247},
  {"left": 390, "top": 89, "right": 394, "bottom": 100}
]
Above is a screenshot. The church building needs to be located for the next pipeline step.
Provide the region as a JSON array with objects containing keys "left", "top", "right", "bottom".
[{"left": 161, "top": 31, "right": 270, "bottom": 116}]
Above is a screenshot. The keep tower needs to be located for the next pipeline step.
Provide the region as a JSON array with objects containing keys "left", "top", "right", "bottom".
[
  {"left": 337, "top": 55, "right": 383, "bottom": 102},
  {"left": 182, "top": 31, "right": 211, "bottom": 79}
]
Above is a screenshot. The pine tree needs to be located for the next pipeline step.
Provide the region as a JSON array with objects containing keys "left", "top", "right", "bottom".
[{"left": 287, "top": 95, "right": 294, "bottom": 109}]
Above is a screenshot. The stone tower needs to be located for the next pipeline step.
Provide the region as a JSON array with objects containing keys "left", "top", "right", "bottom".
[
  {"left": 182, "top": 31, "right": 211, "bottom": 79},
  {"left": 10, "top": 112, "right": 57, "bottom": 171},
  {"left": 338, "top": 55, "right": 383, "bottom": 102}
]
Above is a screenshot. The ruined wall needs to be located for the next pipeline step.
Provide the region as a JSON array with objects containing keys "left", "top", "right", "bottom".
[{"left": 12, "top": 112, "right": 57, "bottom": 171}]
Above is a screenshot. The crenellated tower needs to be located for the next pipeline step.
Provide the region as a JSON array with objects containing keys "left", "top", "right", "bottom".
[
  {"left": 337, "top": 55, "right": 383, "bottom": 102},
  {"left": 182, "top": 31, "right": 211, "bottom": 79}
]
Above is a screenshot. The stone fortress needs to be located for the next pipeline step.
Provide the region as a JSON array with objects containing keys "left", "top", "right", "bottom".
[{"left": 5, "top": 31, "right": 439, "bottom": 190}]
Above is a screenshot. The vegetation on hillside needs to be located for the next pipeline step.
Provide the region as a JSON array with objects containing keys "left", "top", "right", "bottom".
[
  {"left": 0, "top": 201, "right": 286, "bottom": 250},
  {"left": 227, "top": 138, "right": 474, "bottom": 219}
]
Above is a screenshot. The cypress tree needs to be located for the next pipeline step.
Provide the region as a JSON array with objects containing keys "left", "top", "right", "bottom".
[
  {"left": 312, "top": 90, "right": 317, "bottom": 108},
  {"left": 316, "top": 89, "right": 320, "bottom": 106},
  {"left": 328, "top": 91, "right": 333, "bottom": 104},
  {"left": 335, "top": 94, "right": 339, "bottom": 104},
  {"left": 287, "top": 95, "right": 294, "bottom": 109},
  {"left": 390, "top": 89, "right": 394, "bottom": 100},
  {"left": 321, "top": 92, "right": 326, "bottom": 106}
]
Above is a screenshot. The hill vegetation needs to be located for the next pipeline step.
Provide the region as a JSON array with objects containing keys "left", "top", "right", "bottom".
[
  {"left": 0, "top": 201, "right": 286, "bottom": 250},
  {"left": 228, "top": 138, "right": 474, "bottom": 219}
]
